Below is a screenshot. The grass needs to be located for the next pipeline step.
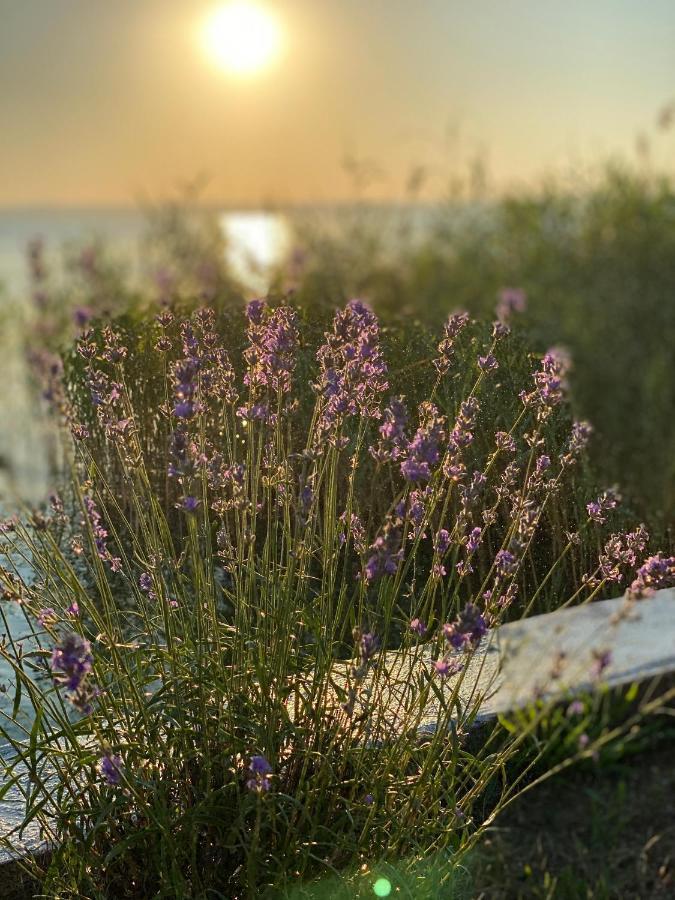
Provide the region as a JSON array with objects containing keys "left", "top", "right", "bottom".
[{"left": 471, "top": 740, "right": 675, "bottom": 898}]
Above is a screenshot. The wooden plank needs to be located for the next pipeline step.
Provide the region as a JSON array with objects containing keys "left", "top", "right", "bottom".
[
  {"left": 475, "top": 586, "right": 675, "bottom": 718},
  {"left": 292, "top": 588, "right": 675, "bottom": 739}
]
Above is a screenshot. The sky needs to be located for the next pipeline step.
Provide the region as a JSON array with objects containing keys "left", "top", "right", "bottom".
[{"left": 1, "top": 0, "right": 674, "bottom": 208}]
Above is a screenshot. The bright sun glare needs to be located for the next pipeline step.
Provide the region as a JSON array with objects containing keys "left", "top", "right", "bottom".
[{"left": 201, "top": 2, "right": 282, "bottom": 76}]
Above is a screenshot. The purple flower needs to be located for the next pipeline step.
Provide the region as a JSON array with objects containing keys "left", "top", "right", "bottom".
[
  {"left": 466, "top": 526, "right": 482, "bottom": 554},
  {"left": 171, "top": 358, "right": 199, "bottom": 421},
  {"left": 495, "top": 431, "right": 516, "bottom": 453},
  {"left": 586, "top": 502, "right": 600, "bottom": 521},
  {"left": 442, "top": 603, "right": 487, "bottom": 651},
  {"left": 458, "top": 472, "right": 486, "bottom": 518},
  {"left": 67, "top": 601, "right": 80, "bottom": 617},
  {"left": 51, "top": 632, "right": 93, "bottom": 691},
  {"left": 400, "top": 486, "right": 433, "bottom": 540},
  {"left": 236, "top": 403, "right": 275, "bottom": 424},
  {"left": 496, "top": 288, "right": 526, "bottom": 322},
  {"left": 536, "top": 455, "right": 551, "bottom": 474},
  {"left": 250, "top": 754, "right": 272, "bottom": 776},
  {"left": 101, "top": 326, "right": 127, "bottom": 364},
  {"left": 338, "top": 511, "right": 367, "bottom": 553},
  {"left": 139, "top": 572, "right": 156, "bottom": 600},
  {"left": 409, "top": 618, "right": 427, "bottom": 637},
  {"left": 587, "top": 490, "right": 619, "bottom": 524},
  {"left": 566, "top": 699, "right": 585, "bottom": 717},
  {"left": 447, "top": 398, "right": 479, "bottom": 454},
  {"left": 209, "top": 461, "right": 249, "bottom": 512},
  {"left": 444, "top": 462, "right": 467, "bottom": 482},
  {"left": 521, "top": 352, "right": 567, "bottom": 421},
  {"left": 563, "top": 420, "right": 593, "bottom": 463},
  {"left": 628, "top": 553, "right": 675, "bottom": 599},
  {"left": 478, "top": 354, "right": 498, "bottom": 373},
  {"left": 247, "top": 754, "right": 273, "bottom": 792},
  {"left": 139, "top": 573, "right": 152, "bottom": 592},
  {"left": 173, "top": 400, "right": 195, "bottom": 419},
  {"left": 365, "top": 520, "right": 403, "bottom": 581},
  {"left": 433, "top": 658, "right": 462, "bottom": 677},
  {"left": 83, "top": 496, "right": 122, "bottom": 573},
  {"left": 156, "top": 308, "right": 174, "bottom": 329},
  {"left": 434, "top": 529, "right": 451, "bottom": 555},
  {"left": 433, "top": 659, "right": 451, "bottom": 677},
  {"left": 547, "top": 345, "right": 572, "bottom": 374},
  {"left": 38, "top": 608, "right": 56, "bottom": 626},
  {"left": 399, "top": 459, "right": 425, "bottom": 482},
  {"left": 73, "top": 306, "right": 92, "bottom": 329},
  {"left": 379, "top": 398, "right": 408, "bottom": 445},
  {"left": 595, "top": 525, "right": 649, "bottom": 585},
  {"left": 243, "top": 302, "right": 299, "bottom": 395},
  {"left": 71, "top": 423, "right": 90, "bottom": 441},
  {"left": 400, "top": 402, "right": 445, "bottom": 482},
  {"left": 435, "top": 311, "right": 470, "bottom": 374},
  {"left": 315, "top": 300, "right": 388, "bottom": 446},
  {"left": 99, "top": 752, "right": 123, "bottom": 786},
  {"left": 0, "top": 516, "right": 18, "bottom": 534},
  {"left": 180, "top": 496, "right": 200, "bottom": 513},
  {"left": 155, "top": 335, "right": 172, "bottom": 353},
  {"left": 364, "top": 793, "right": 375, "bottom": 806},
  {"left": 359, "top": 631, "right": 380, "bottom": 664},
  {"left": 494, "top": 549, "right": 517, "bottom": 577},
  {"left": 370, "top": 397, "right": 409, "bottom": 463},
  {"left": 51, "top": 632, "right": 97, "bottom": 713},
  {"left": 246, "top": 299, "right": 265, "bottom": 324}
]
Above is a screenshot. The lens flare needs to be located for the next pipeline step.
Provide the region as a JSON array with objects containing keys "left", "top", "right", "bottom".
[{"left": 373, "top": 877, "right": 392, "bottom": 897}]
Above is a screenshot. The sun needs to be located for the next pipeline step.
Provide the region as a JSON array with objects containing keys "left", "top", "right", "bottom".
[{"left": 201, "top": 2, "right": 282, "bottom": 76}]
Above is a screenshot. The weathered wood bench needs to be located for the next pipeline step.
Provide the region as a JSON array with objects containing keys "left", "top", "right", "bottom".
[{"left": 284, "top": 588, "right": 674, "bottom": 743}]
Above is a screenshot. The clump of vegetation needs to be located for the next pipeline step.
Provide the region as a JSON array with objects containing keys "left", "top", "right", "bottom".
[
  {"left": 1, "top": 299, "right": 672, "bottom": 898},
  {"left": 17, "top": 163, "right": 675, "bottom": 525},
  {"left": 283, "top": 165, "right": 675, "bottom": 522}
]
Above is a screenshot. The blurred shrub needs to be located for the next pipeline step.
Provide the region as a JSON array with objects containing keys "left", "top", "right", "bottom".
[{"left": 284, "top": 166, "right": 675, "bottom": 524}]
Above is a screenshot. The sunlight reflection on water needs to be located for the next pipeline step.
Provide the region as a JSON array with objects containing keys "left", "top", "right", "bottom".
[{"left": 221, "top": 210, "right": 291, "bottom": 295}]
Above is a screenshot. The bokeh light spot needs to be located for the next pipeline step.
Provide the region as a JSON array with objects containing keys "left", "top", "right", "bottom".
[{"left": 373, "top": 877, "right": 392, "bottom": 897}]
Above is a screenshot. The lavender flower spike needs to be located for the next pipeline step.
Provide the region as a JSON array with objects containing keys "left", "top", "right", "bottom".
[
  {"left": 51, "top": 632, "right": 98, "bottom": 713},
  {"left": 51, "top": 632, "right": 93, "bottom": 692},
  {"left": 410, "top": 618, "right": 427, "bottom": 637},
  {"left": 247, "top": 754, "right": 273, "bottom": 792},
  {"left": 100, "top": 752, "right": 123, "bottom": 786}
]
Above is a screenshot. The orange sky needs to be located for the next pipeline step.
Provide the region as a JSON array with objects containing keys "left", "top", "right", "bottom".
[{"left": 1, "top": 0, "right": 674, "bottom": 207}]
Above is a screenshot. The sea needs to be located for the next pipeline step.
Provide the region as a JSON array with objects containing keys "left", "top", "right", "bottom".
[{"left": 0, "top": 204, "right": 442, "bottom": 300}]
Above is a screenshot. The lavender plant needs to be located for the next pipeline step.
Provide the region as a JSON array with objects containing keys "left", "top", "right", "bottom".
[{"left": 0, "top": 300, "right": 673, "bottom": 898}]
